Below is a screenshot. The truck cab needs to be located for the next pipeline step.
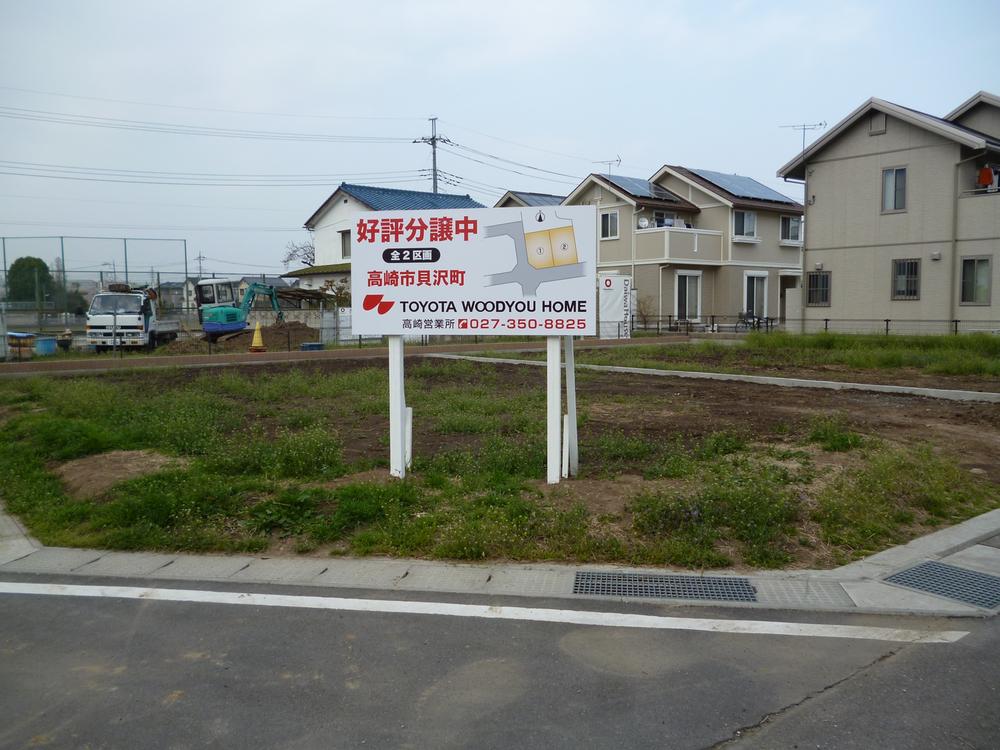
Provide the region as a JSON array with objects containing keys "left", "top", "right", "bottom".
[{"left": 86, "top": 287, "right": 178, "bottom": 352}]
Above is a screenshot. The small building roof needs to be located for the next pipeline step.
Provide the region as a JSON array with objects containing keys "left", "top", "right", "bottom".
[
  {"left": 658, "top": 166, "right": 803, "bottom": 213},
  {"left": 305, "top": 183, "right": 484, "bottom": 228},
  {"left": 494, "top": 190, "right": 567, "bottom": 208},
  {"left": 239, "top": 275, "right": 290, "bottom": 287},
  {"left": 564, "top": 173, "right": 700, "bottom": 213},
  {"left": 945, "top": 90, "right": 1000, "bottom": 121},
  {"left": 282, "top": 263, "right": 351, "bottom": 278}
]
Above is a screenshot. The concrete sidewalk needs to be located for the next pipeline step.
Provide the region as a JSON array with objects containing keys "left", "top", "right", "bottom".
[{"left": 2, "top": 503, "right": 1000, "bottom": 617}]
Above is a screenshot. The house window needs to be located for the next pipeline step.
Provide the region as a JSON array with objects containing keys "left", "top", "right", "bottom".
[
  {"left": 676, "top": 272, "right": 701, "bottom": 321},
  {"left": 892, "top": 259, "right": 920, "bottom": 300},
  {"left": 961, "top": 256, "right": 992, "bottom": 305},
  {"left": 780, "top": 215, "right": 802, "bottom": 243},
  {"left": 600, "top": 210, "right": 619, "bottom": 240},
  {"left": 654, "top": 210, "right": 676, "bottom": 227},
  {"left": 734, "top": 210, "right": 757, "bottom": 239},
  {"left": 806, "top": 271, "right": 831, "bottom": 306},
  {"left": 340, "top": 230, "right": 351, "bottom": 260},
  {"left": 882, "top": 167, "right": 906, "bottom": 212},
  {"left": 745, "top": 273, "right": 768, "bottom": 317},
  {"left": 869, "top": 112, "right": 887, "bottom": 135}
]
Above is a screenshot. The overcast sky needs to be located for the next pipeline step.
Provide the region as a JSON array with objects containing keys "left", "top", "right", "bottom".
[{"left": 0, "top": 0, "right": 997, "bottom": 282}]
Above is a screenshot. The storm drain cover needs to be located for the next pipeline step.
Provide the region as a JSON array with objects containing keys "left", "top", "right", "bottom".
[
  {"left": 573, "top": 571, "right": 757, "bottom": 602},
  {"left": 885, "top": 561, "right": 1000, "bottom": 609}
]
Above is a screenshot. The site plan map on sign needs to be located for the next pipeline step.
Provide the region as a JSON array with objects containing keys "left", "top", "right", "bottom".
[{"left": 350, "top": 205, "right": 597, "bottom": 336}]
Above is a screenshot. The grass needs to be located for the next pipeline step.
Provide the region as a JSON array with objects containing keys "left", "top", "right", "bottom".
[
  {"left": 480, "top": 331, "right": 1000, "bottom": 379},
  {"left": 0, "top": 360, "right": 997, "bottom": 569}
]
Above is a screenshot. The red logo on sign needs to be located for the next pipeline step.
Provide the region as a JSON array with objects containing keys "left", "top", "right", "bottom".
[{"left": 362, "top": 294, "right": 395, "bottom": 315}]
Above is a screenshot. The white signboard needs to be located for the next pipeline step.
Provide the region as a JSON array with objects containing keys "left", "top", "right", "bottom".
[
  {"left": 350, "top": 206, "right": 597, "bottom": 336},
  {"left": 598, "top": 274, "right": 631, "bottom": 339}
]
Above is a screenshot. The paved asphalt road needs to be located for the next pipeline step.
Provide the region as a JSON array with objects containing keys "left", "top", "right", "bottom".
[{"left": 1, "top": 573, "right": 997, "bottom": 750}]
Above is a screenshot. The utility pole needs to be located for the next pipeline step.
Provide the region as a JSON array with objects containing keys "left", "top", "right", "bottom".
[
  {"left": 195, "top": 254, "right": 206, "bottom": 278},
  {"left": 780, "top": 121, "right": 827, "bottom": 154},
  {"left": 415, "top": 117, "right": 440, "bottom": 193}
]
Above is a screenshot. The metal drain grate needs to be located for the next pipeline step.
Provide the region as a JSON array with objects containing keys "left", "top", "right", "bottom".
[
  {"left": 573, "top": 571, "right": 757, "bottom": 602},
  {"left": 885, "top": 561, "right": 1000, "bottom": 609}
]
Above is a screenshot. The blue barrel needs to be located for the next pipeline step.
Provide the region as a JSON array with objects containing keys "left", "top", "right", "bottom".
[{"left": 299, "top": 342, "right": 324, "bottom": 351}]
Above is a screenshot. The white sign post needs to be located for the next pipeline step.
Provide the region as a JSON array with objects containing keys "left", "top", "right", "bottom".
[
  {"left": 599, "top": 273, "right": 632, "bottom": 339},
  {"left": 350, "top": 206, "right": 597, "bottom": 483}
]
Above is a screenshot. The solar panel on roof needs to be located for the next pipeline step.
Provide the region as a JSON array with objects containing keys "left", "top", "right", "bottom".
[
  {"left": 513, "top": 192, "right": 566, "bottom": 207},
  {"left": 601, "top": 174, "right": 679, "bottom": 202},
  {"left": 689, "top": 168, "right": 796, "bottom": 204}
]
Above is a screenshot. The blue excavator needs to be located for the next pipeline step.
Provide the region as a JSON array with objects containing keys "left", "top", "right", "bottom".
[{"left": 196, "top": 280, "right": 284, "bottom": 341}]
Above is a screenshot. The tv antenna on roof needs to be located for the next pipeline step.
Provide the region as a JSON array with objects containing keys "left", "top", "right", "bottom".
[
  {"left": 780, "top": 121, "right": 827, "bottom": 154},
  {"left": 594, "top": 155, "right": 621, "bottom": 175}
]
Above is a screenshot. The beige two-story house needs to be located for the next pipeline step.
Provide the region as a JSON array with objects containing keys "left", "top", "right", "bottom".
[
  {"left": 777, "top": 91, "right": 1000, "bottom": 331},
  {"left": 563, "top": 170, "right": 803, "bottom": 324}
]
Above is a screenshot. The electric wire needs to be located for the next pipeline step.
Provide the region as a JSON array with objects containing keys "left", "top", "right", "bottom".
[
  {"left": 0, "top": 85, "right": 426, "bottom": 121},
  {"left": 0, "top": 105, "right": 416, "bottom": 143}
]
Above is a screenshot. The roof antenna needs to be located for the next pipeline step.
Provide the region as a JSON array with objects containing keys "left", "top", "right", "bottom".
[
  {"left": 594, "top": 155, "right": 621, "bottom": 176},
  {"left": 780, "top": 122, "right": 827, "bottom": 155}
]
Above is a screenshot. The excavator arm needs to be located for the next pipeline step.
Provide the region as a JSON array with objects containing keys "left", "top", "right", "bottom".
[{"left": 239, "top": 282, "right": 285, "bottom": 323}]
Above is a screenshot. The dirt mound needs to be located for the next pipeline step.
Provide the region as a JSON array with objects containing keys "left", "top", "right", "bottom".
[
  {"left": 161, "top": 321, "right": 322, "bottom": 355},
  {"left": 55, "top": 450, "right": 187, "bottom": 499}
]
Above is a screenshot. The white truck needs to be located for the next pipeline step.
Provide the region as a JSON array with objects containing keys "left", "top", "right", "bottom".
[{"left": 85, "top": 285, "right": 180, "bottom": 352}]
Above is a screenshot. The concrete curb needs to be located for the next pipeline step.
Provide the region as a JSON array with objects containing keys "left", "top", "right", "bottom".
[
  {"left": 2, "top": 501, "right": 999, "bottom": 618},
  {"left": 425, "top": 354, "right": 1000, "bottom": 403}
]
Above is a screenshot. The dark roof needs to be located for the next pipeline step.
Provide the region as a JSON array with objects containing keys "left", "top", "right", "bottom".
[
  {"left": 667, "top": 166, "right": 803, "bottom": 213},
  {"left": 591, "top": 173, "right": 700, "bottom": 213},
  {"left": 897, "top": 104, "right": 1000, "bottom": 150},
  {"left": 497, "top": 190, "right": 566, "bottom": 207},
  {"left": 305, "top": 183, "right": 484, "bottom": 228},
  {"left": 282, "top": 263, "right": 351, "bottom": 277},
  {"left": 239, "top": 275, "right": 290, "bottom": 287}
]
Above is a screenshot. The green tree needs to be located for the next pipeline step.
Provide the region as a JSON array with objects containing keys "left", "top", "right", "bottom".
[{"left": 7, "top": 257, "right": 54, "bottom": 303}]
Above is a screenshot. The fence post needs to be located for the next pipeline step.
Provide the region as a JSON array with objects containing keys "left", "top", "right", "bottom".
[
  {"left": 824, "top": 318, "right": 829, "bottom": 332},
  {"left": 656, "top": 318, "right": 660, "bottom": 336},
  {"left": 952, "top": 319, "right": 959, "bottom": 335},
  {"left": 286, "top": 329, "right": 291, "bottom": 352},
  {"left": 358, "top": 335, "right": 362, "bottom": 349},
  {"left": 884, "top": 319, "right": 890, "bottom": 335}
]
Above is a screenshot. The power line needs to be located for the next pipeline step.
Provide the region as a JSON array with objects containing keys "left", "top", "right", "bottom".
[
  {"left": 439, "top": 119, "right": 596, "bottom": 163},
  {"left": 0, "top": 159, "right": 429, "bottom": 180},
  {"left": 0, "top": 105, "right": 417, "bottom": 143},
  {"left": 0, "top": 193, "right": 304, "bottom": 213},
  {"left": 0, "top": 219, "right": 306, "bottom": 232},
  {"left": 443, "top": 139, "right": 581, "bottom": 179},
  {"left": 435, "top": 145, "right": 577, "bottom": 186},
  {"left": 0, "top": 169, "right": 433, "bottom": 188},
  {"left": 0, "top": 84, "right": 426, "bottom": 121}
]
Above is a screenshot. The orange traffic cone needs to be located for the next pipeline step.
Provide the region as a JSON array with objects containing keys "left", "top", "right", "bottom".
[{"left": 249, "top": 321, "right": 267, "bottom": 353}]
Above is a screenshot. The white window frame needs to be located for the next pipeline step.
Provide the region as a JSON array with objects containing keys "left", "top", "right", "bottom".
[
  {"left": 340, "top": 229, "right": 352, "bottom": 260},
  {"left": 674, "top": 270, "right": 703, "bottom": 322},
  {"left": 881, "top": 166, "right": 907, "bottom": 213},
  {"left": 733, "top": 210, "right": 759, "bottom": 243},
  {"left": 779, "top": 215, "right": 802, "bottom": 245},
  {"left": 600, "top": 210, "right": 619, "bottom": 240},
  {"left": 743, "top": 270, "right": 769, "bottom": 318},
  {"left": 960, "top": 255, "right": 992, "bottom": 306}
]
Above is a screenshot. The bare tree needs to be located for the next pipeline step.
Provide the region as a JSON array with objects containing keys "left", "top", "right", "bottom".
[
  {"left": 319, "top": 277, "right": 351, "bottom": 307},
  {"left": 635, "top": 295, "right": 655, "bottom": 328},
  {"left": 283, "top": 239, "right": 315, "bottom": 269}
]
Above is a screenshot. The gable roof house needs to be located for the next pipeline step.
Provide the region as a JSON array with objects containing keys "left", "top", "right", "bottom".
[
  {"left": 494, "top": 190, "right": 566, "bottom": 208},
  {"left": 562, "top": 170, "right": 802, "bottom": 326},
  {"left": 289, "top": 183, "right": 485, "bottom": 291},
  {"left": 777, "top": 92, "right": 1000, "bottom": 332}
]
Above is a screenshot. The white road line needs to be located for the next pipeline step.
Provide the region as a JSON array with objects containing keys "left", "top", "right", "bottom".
[{"left": 0, "top": 582, "right": 968, "bottom": 643}]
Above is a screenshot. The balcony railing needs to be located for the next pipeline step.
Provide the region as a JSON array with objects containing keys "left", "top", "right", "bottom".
[{"left": 634, "top": 226, "right": 724, "bottom": 263}]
